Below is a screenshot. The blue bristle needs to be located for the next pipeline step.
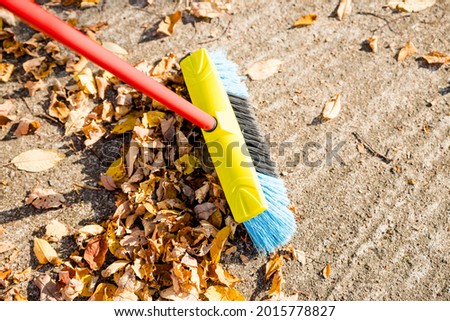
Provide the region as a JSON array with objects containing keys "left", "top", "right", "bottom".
[
  {"left": 210, "top": 51, "right": 296, "bottom": 253},
  {"left": 243, "top": 172, "right": 296, "bottom": 253},
  {"left": 209, "top": 51, "right": 249, "bottom": 99}
]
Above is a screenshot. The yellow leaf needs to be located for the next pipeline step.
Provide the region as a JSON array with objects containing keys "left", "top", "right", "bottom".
[
  {"left": 105, "top": 157, "right": 126, "bottom": 184},
  {"left": 76, "top": 67, "right": 97, "bottom": 96},
  {"left": 204, "top": 285, "right": 246, "bottom": 301},
  {"left": 75, "top": 267, "right": 97, "bottom": 297},
  {"left": 209, "top": 226, "right": 231, "bottom": 264},
  {"left": 322, "top": 263, "right": 331, "bottom": 279},
  {"left": 368, "top": 36, "right": 378, "bottom": 53},
  {"left": 265, "top": 253, "right": 283, "bottom": 281},
  {"left": 174, "top": 154, "right": 200, "bottom": 175},
  {"left": 111, "top": 112, "right": 140, "bottom": 134},
  {"left": 89, "top": 283, "right": 117, "bottom": 301},
  {"left": 142, "top": 110, "right": 166, "bottom": 128},
  {"left": 267, "top": 270, "right": 283, "bottom": 298},
  {"left": 398, "top": 41, "right": 416, "bottom": 62},
  {"left": 0, "top": 63, "right": 14, "bottom": 82},
  {"left": 293, "top": 13, "right": 317, "bottom": 28},
  {"left": 156, "top": 11, "right": 182, "bottom": 36},
  {"left": 33, "top": 238, "right": 61, "bottom": 265},
  {"left": 101, "top": 260, "right": 129, "bottom": 278},
  {"left": 106, "top": 222, "right": 121, "bottom": 256},
  {"left": 388, "top": 0, "right": 436, "bottom": 12}
]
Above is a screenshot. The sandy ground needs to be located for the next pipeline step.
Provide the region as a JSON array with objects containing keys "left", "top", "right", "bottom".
[{"left": 1, "top": 0, "right": 449, "bottom": 300}]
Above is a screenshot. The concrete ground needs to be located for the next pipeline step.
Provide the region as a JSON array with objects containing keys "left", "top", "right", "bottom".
[{"left": 1, "top": 0, "right": 449, "bottom": 300}]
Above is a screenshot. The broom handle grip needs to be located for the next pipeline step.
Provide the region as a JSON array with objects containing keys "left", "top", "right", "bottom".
[{"left": 0, "top": 0, "right": 216, "bottom": 131}]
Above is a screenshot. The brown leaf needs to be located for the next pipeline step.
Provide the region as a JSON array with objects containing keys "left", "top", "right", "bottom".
[
  {"left": 13, "top": 118, "right": 40, "bottom": 137},
  {"left": 84, "top": 235, "right": 108, "bottom": 270},
  {"left": 101, "top": 260, "right": 130, "bottom": 278},
  {"left": 322, "top": 263, "right": 331, "bottom": 279},
  {"left": 265, "top": 253, "right": 283, "bottom": 281},
  {"left": 0, "top": 63, "right": 14, "bottom": 82},
  {"left": 49, "top": 100, "right": 71, "bottom": 122},
  {"left": 293, "top": 13, "right": 318, "bottom": 27},
  {"left": 26, "top": 186, "right": 65, "bottom": 209},
  {"left": 33, "top": 238, "right": 62, "bottom": 265},
  {"left": 23, "top": 80, "right": 47, "bottom": 96},
  {"left": 190, "top": 2, "right": 221, "bottom": 19},
  {"left": 336, "top": 0, "right": 352, "bottom": 20},
  {"left": 13, "top": 267, "right": 32, "bottom": 284},
  {"left": 34, "top": 274, "right": 62, "bottom": 301},
  {"left": 194, "top": 202, "right": 217, "bottom": 220},
  {"left": 422, "top": 51, "right": 450, "bottom": 65},
  {"left": 76, "top": 67, "right": 97, "bottom": 96},
  {"left": 82, "top": 120, "right": 106, "bottom": 146},
  {"left": 398, "top": 41, "right": 416, "bottom": 62},
  {"left": 89, "top": 283, "right": 117, "bottom": 301},
  {"left": 22, "top": 57, "right": 46, "bottom": 74},
  {"left": 156, "top": 11, "right": 182, "bottom": 36},
  {"left": 210, "top": 226, "right": 231, "bottom": 264},
  {"left": 0, "top": 100, "right": 16, "bottom": 127},
  {"left": 246, "top": 59, "right": 283, "bottom": 81},
  {"left": 100, "top": 173, "right": 117, "bottom": 191}
]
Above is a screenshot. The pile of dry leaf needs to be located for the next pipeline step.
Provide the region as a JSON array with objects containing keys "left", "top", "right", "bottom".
[{"left": 0, "top": 0, "right": 298, "bottom": 301}]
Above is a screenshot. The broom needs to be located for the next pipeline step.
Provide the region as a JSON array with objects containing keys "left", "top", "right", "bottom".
[{"left": 0, "top": 0, "right": 295, "bottom": 253}]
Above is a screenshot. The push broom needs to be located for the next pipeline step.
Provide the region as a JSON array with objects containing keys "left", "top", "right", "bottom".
[{"left": 0, "top": 0, "right": 296, "bottom": 253}]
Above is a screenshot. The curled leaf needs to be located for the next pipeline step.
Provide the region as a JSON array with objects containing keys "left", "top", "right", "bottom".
[
  {"left": 398, "top": 41, "right": 416, "bottom": 62},
  {"left": 0, "top": 63, "right": 14, "bottom": 82},
  {"left": 84, "top": 235, "right": 108, "bottom": 270},
  {"left": 336, "top": 0, "right": 352, "bottom": 20},
  {"left": 321, "top": 93, "right": 342, "bottom": 120},
  {"left": 422, "top": 51, "right": 450, "bottom": 65},
  {"left": 322, "top": 263, "right": 331, "bottom": 279},
  {"left": 13, "top": 118, "right": 40, "bottom": 137},
  {"left": 156, "top": 11, "right": 182, "bottom": 36},
  {"left": 368, "top": 36, "right": 378, "bottom": 53}
]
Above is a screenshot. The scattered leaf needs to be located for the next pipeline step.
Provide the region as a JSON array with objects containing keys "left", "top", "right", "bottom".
[
  {"left": 204, "top": 285, "right": 246, "bottom": 301},
  {"left": 422, "top": 51, "right": 450, "bottom": 65},
  {"left": 23, "top": 80, "right": 46, "bottom": 96},
  {"left": 0, "top": 242, "right": 14, "bottom": 253},
  {"left": 45, "top": 219, "right": 70, "bottom": 242},
  {"left": 336, "top": 0, "right": 352, "bottom": 20},
  {"left": 65, "top": 105, "right": 92, "bottom": 136},
  {"left": 89, "top": 283, "right": 117, "bottom": 301},
  {"left": 82, "top": 120, "right": 106, "bottom": 146},
  {"left": 111, "top": 112, "right": 140, "bottom": 134},
  {"left": 102, "top": 41, "right": 128, "bottom": 55},
  {"left": 322, "top": 263, "right": 331, "bottom": 279},
  {"left": 190, "top": 2, "right": 221, "bottom": 19},
  {"left": 265, "top": 254, "right": 283, "bottom": 281},
  {"left": 76, "top": 67, "right": 97, "bottom": 96},
  {"left": 11, "top": 149, "right": 65, "bottom": 172},
  {"left": 267, "top": 270, "right": 283, "bottom": 298},
  {"left": 398, "top": 41, "right": 416, "bottom": 62},
  {"left": 13, "top": 118, "right": 40, "bottom": 137},
  {"left": 368, "top": 36, "right": 378, "bottom": 53},
  {"left": 25, "top": 186, "right": 65, "bottom": 209},
  {"left": 293, "top": 13, "right": 318, "bottom": 27},
  {"left": 13, "top": 267, "right": 32, "bottom": 284},
  {"left": 246, "top": 59, "right": 282, "bottom": 81},
  {"left": 387, "top": 0, "right": 436, "bottom": 12},
  {"left": 210, "top": 226, "right": 231, "bottom": 264},
  {"left": 101, "top": 260, "right": 130, "bottom": 278},
  {"left": 78, "top": 224, "right": 105, "bottom": 236},
  {"left": 34, "top": 274, "right": 62, "bottom": 301},
  {"left": 156, "top": 11, "right": 182, "bottom": 36},
  {"left": 0, "top": 100, "right": 16, "bottom": 127},
  {"left": 0, "top": 63, "right": 14, "bottom": 82},
  {"left": 174, "top": 154, "right": 200, "bottom": 175},
  {"left": 33, "top": 238, "right": 62, "bottom": 265},
  {"left": 321, "top": 93, "right": 342, "bottom": 120}
]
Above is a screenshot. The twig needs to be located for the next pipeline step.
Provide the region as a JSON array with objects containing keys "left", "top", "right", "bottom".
[
  {"left": 198, "top": 16, "right": 232, "bottom": 45},
  {"left": 357, "top": 11, "right": 411, "bottom": 33},
  {"left": 352, "top": 132, "right": 392, "bottom": 164},
  {"left": 73, "top": 182, "right": 101, "bottom": 191}
]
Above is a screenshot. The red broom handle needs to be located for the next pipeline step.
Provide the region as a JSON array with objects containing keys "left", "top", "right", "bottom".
[{"left": 0, "top": 0, "right": 216, "bottom": 131}]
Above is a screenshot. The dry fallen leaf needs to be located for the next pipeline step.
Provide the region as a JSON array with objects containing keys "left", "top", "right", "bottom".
[
  {"left": 246, "top": 59, "right": 283, "bottom": 81},
  {"left": 65, "top": 105, "right": 92, "bottom": 136},
  {"left": 322, "top": 263, "right": 331, "bottom": 279},
  {"left": 84, "top": 235, "right": 108, "bottom": 270},
  {"left": 89, "top": 283, "right": 117, "bottom": 301},
  {"left": 0, "top": 8, "right": 16, "bottom": 26},
  {"left": 0, "top": 100, "right": 16, "bottom": 127},
  {"left": 265, "top": 254, "right": 283, "bottom": 281},
  {"left": 76, "top": 67, "right": 97, "bottom": 96},
  {"left": 13, "top": 267, "right": 32, "bottom": 284},
  {"left": 267, "top": 270, "right": 283, "bottom": 298},
  {"left": 23, "top": 80, "right": 47, "bottom": 96},
  {"left": 13, "top": 118, "right": 40, "bottom": 137},
  {"left": 26, "top": 186, "right": 66, "bottom": 209},
  {"left": 33, "top": 238, "right": 62, "bottom": 265},
  {"left": 422, "top": 51, "right": 450, "bottom": 65},
  {"left": 34, "top": 274, "right": 62, "bottom": 301},
  {"left": 101, "top": 260, "right": 129, "bottom": 278},
  {"left": 11, "top": 149, "right": 65, "bottom": 172},
  {"left": 45, "top": 219, "right": 70, "bottom": 242},
  {"left": 102, "top": 42, "right": 128, "bottom": 55},
  {"left": 387, "top": 0, "right": 436, "bottom": 12},
  {"left": 156, "top": 11, "right": 182, "bottom": 36},
  {"left": 398, "top": 41, "right": 416, "bottom": 62},
  {"left": 82, "top": 120, "right": 106, "bottom": 146},
  {"left": 368, "top": 36, "right": 378, "bottom": 53},
  {"left": 336, "top": 0, "right": 352, "bottom": 20},
  {"left": 204, "top": 285, "right": 246, "bottom": 301},
  {"left": 0, "top": 242, "right": 15, "bottom": 254},
  {"left": 293, "top": 13, "right": 318, "bottom": 28},
  {"left": 322, "top": 93, "right": 342, "bottom": 120},
  {"left": 190, "top": 2, "right": 221, "bottom": 19},
  {"left": 0, "top": 63, "right": 14, "bottom": 82},
  {"left": 210, "top": 226, "right": 231, "bottom": 264}
]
